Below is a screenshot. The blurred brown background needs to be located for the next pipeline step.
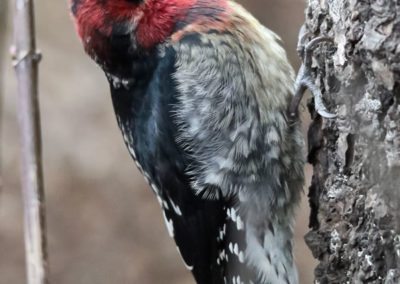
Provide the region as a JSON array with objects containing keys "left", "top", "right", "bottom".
[{"left": 0, "top": 1, "right": 316, "bottom": 283}]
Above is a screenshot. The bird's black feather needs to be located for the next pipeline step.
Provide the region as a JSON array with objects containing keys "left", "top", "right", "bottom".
[{"left": 109, "top": 44, "right": 229, "bottom": 284}]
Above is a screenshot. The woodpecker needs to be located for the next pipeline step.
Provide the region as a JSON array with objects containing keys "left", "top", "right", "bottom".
[{"left": 70, "top": 1, "right": 307, "bottom": 283}]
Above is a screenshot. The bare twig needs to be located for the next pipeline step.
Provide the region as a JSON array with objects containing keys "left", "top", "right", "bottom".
[
  {"left": 0, "top": 0, "right": 8, "bottom": 192},
  {"left": 12, "top": 0, "right": 49, "bottom": 283}
]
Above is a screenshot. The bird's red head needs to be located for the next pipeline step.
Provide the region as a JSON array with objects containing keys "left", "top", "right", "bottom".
[
  {"left": 70, "top": 0, "right": 229, "bottom": 72},
  {"left": 70, "top": 0, "right": 199, "bottom": 51}
]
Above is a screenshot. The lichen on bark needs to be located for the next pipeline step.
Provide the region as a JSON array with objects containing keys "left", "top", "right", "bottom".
[{"left": 303, "top": 0, "right": 400, "bottom": 283}]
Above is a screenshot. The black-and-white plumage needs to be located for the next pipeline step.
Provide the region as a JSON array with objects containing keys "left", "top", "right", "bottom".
[{"left": 71, "top": 0, "right": 305, "bottom": 283}]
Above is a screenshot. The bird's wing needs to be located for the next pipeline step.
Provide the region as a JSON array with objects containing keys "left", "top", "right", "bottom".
[
  {"left": 170, "top": 28, "right": 298, "bottom": 204},
  {"left": 150, "top": 39, "right": 254, "bottom": 283},
  {"left": 118, "top": 43, "right": 231, "bottom": 284},
  {"left": 168, "top": 19, "right": 304, "bottom": 283}
]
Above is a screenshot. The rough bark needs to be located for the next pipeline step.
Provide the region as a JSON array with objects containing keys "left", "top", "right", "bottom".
[{"left": 303, "top": 0, "right": 400, "bottom": 283}]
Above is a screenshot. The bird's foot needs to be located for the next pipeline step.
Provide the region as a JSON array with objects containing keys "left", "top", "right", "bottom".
[{"left": 289, "top": 28, "right": 336, "bottom": 119}]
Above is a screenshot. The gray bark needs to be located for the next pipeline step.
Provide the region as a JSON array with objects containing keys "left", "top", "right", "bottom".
[{"left": 302, "top": 0, "right": 400, "bottom": 283}]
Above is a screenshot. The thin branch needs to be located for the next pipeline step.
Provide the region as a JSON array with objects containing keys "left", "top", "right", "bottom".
[
  {"left": 12, "top": 0, "right": 49, "bottom": 283},
  {"left": 0, "top": 0, "right": 8, "bottom": 192}
]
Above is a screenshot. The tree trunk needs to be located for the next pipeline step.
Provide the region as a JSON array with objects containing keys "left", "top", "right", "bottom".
[{"left": 302, "top": 0, "right": 400, "bottom": 283}]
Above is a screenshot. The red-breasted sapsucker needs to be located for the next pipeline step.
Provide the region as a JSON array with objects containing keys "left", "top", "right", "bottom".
[{"left": 70, "top": 1, "right": 306, "bottom": 283}]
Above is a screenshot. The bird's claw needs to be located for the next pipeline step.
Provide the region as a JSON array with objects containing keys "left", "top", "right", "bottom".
[{"left": 289, "top": 28, "right": 336, "bottom": 119}]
